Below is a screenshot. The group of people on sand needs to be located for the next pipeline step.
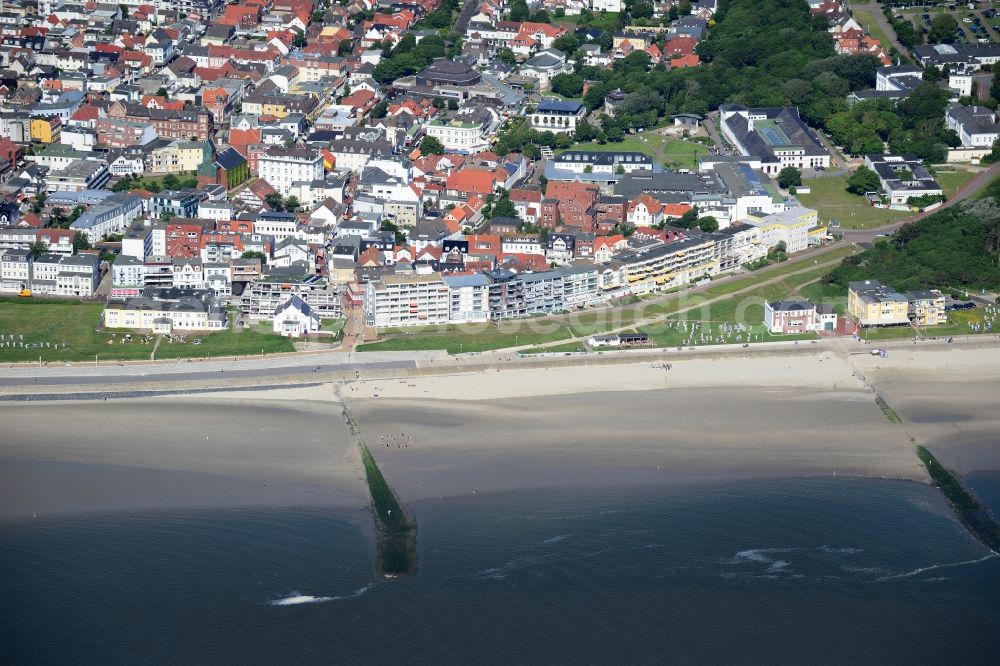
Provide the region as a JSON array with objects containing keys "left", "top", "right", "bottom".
[{"left": 378, "top": 432, "right": 414, "bottom": 449}]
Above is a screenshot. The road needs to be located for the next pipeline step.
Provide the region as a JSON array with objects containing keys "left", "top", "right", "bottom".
[
  {"left": 0, "top": 348, "right": 437, "bottom": 387},
  {"left": 701, "top": 114, "right": 725, "bottom": 151},
  {"left": 849, "top": 2, "right": 908, "bottom": 57},
  {"left": 454, "top": 0, "right": 479, "bottom": 34}
]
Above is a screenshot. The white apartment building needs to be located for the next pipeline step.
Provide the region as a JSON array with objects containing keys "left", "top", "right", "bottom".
[
  {"left": 258, "top": 148, "right": 323, "bottom": 196},
  {"left": 0, "top": 249, "right": 32, "bottom": 292},
  {"left": 55, "top": 254, "right": 100, "bottom": 297},
  {"left": 197, "top": 201, "right": 233, "bottom": 222},
  {"left": 501, "top": 236, "right": 544, "bottom": 256},
  {"left": 744, "top": 206, "right": 818, "bottom": 254},
  {"left": 443, "top": 273, "right": 490, "bottom": 323},
  {"left": 254, "top": 212, "right": 299, "bottom": 242},
  {"left": 364, "top": 273, "right": 451, "bottom": 327},
  {"left": 112, "top": 255, "right": 146, "bottom": 298},
  {"left": 425, "top": 119, "right": 489, "bottom": 153},
  {"left": 172, "top": 258, "right": 205, "bottom": 290}
]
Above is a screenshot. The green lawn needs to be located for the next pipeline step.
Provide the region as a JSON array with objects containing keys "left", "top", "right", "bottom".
[
  {"left": 520, "top": 342, "right": 588, "bottom": 354},
  {"left": 555, "top": 12, "right": 621, "bottom": 31},
  {"left": 357, "top": 321, "right": 574, "bottom": 354},
  {"left": 321, "top": 318, "right": 345, "bottom": 335},
  {"left": 933, "top": 169, "right": 978, "bottom": 198},
  {"left": 0, "top": 297, "right": 293, "bottom": 363},
  {"left": 796, "top": 175, "right": 911, "bottom": 230},
  {"left": 152, "top": 324, "right": 294, "bottom": 359},
  {"left": 565, "top": 132, "right": 710, "bottom": 170}
]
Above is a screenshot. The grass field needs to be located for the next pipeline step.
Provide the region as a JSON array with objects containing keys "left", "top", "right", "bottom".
[
  {"left": 933, "top": 169, "right": 978, "bottom": 198},
  {"left": 321, "top": 318, "right": 345, "bottom": 335},
  {"left": 852, "top": 7, "right": 896, "bottom": 53},
  {"left": 357, "top": 321, "right": 575, "bottom": 354},
  {"left": 565, "top": 131, "right": 710, "bottom": 170},
  {"left": 0, "top": 297, "right": 293, "bottom": 363},
  {"left": 795, "top": 175, "right": 911, "bottom": 230},
  {"left": 555, "top": 11, "right": 621, "bottom": 31}
]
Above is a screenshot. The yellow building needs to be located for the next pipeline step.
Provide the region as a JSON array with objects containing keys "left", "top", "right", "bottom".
[
  {"left": 30, "top": 117, "right": 60, "bottom": 144},
  {"left": 262, "top": 101, "right": 289, "bottom": 118},
  {"left": 617, "top": 236, "right": 719, "bottom": 296},
  {"left": 104, "top": 294, "right": 227, "bottom": 332},
  {"left": 848, "top": 280, "right": 910, "bottom": 327},
  {"left": 149, "top": 140, "right": 211, "bottom": 174},
  {"left": 905, "top": 289, "right": 947, "bottom": 326}
]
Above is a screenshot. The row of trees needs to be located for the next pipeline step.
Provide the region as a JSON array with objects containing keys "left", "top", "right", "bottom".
[{"left": 264, "top": 193, "right": 301, "bottom": 212}]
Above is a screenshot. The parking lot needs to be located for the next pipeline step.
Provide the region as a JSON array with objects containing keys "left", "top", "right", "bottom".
[{"left": 894, "top": 2, "right": 1000, "bottom": 45}]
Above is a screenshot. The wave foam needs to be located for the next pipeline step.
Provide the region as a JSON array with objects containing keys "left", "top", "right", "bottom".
[
  {"left": 542, "top": 534, "right": 570, "bottom": 545},
  {"left": 270, "top": 584, "right": 372, "bottom": 606},
  {"left": 818, "top": 545, "right": 863, "bottom": 555},
  {"left": 271, "top": 594, "right": 334, "bottom": 606},
  {"left": 733, "top": 548, "right": 797, "bottom": 564},
  {"left": 876, "top": 553, "right": 998, "bottom": 582}
]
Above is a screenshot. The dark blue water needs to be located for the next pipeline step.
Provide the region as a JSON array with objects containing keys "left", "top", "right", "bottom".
[{"left": 2, "top": 478, "right": 999, "bottom": 665}]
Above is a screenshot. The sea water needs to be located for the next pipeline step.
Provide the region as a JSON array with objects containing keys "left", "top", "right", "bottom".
[{"left": 2, "top": 477, "right": 999, "bottom": 664}]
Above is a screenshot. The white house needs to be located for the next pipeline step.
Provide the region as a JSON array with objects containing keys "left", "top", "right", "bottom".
[
  {"left": 530, "top": 99, "right": 587, "bottom": 134},
  {"left": 273, "top": 295, "right": 321, "bottom": 337},
  {"left": 864, "top": 154, "right": 943, "bottom": 206},
  {"left": 945, "top": 102, "right": 1000, "bottom": 148}
]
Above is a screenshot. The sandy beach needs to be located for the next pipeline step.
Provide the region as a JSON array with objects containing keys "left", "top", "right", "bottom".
[
  {"left": 344, "top": 350, "right": 925, "bottom": 503},
  {"left": 0, "top": 395, "right": 366, "bottom": 522},
  {"left": 855, "top": 345, "right": 1000, "bottom": 475},
  {"left": 4, "top": 343, "right": 999, "bottom": 521}
]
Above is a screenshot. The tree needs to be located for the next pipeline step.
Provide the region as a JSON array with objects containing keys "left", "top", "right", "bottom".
[
  {"left": 29, "top": 240, "right": 48, "bottom": 258},
  {"left": 30, "top": 192, "right": 46, "bottom": 214},
  {"left": 846, "top": 166, "right": 881, "bottom": 195},
  {"left": 551, "top": 73, "right": 584, "bottom": 98},
  {"left": 668, "top": 6, "right": 679, "bottom": 21},
  {"left": 678, "top": 0, "right": 692, "bottom": 14},
  {"left": 777, "top": 166, "right": 802, "bottom": 189},
  {"left": 509, "top": 0, "right": 528, "bottom": 21},
  {"left": 285, "top": 196, "right": 300, "bottom": 212},
  {"left": 528, "top": 9, "right": 550, "bottom": 23},
  {"left": 553, "top": 34, "right": 580, "bottom": 55},
  {"left": 631, "top": 0, "right": 654, "bottom": 19},
  {"left": 242, "top": 250, "right": 266, "bottom": 264},
  {"left": 371, "top": 100, "right": 389, "bottom": 118},
  {"left": 490, "top": 195, "right": 519, "bottom": 220},
  {"left": 697, "top": 216, "right": 719, "bottom": 233},
  {"left": 575, "top": 119, "right": 599, "bottom": 142},
  {"left": 497, "top": 48, "right": 517, "bottom": 67},
  {"left": 155, "top": 87, "right": 169, "bottom": 98},
  {"left": 929, "top": 13, "right": 958, "bottom": 44},
  {"left": 50, "top": 207, "right": 68, "bottom": 228},
  {"left": 421, "top": 135, "right": 445, "bottom": 155},
  {"left": 264, "top": 193, "right": 285, "bottom": 211},
  {"left": 73, "top": 231, "right": 92, "bottom": 252},
  {"left": 678, "top": 206, "right": 699, "bottom": 228}
]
